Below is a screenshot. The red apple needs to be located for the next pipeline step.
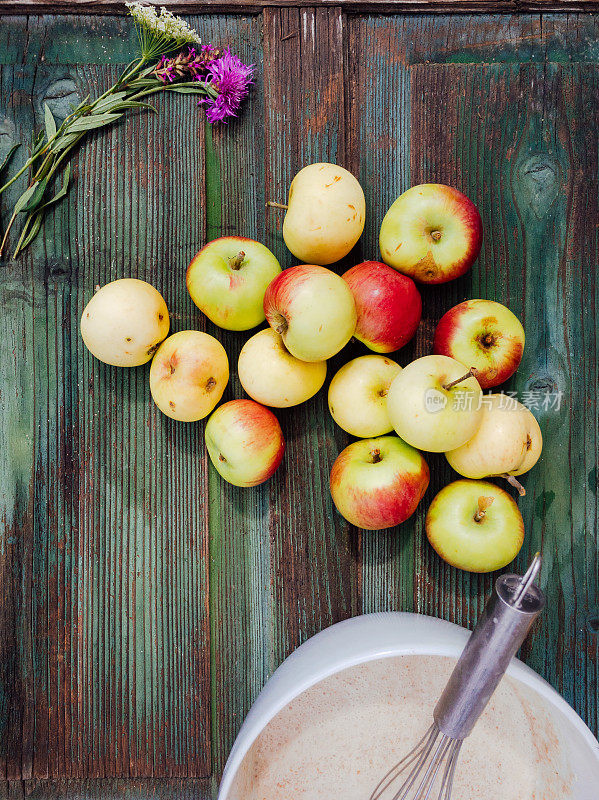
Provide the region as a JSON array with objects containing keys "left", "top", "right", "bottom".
[
  {"left": 205, "top": 399, "right": 285, "bottom": 487},
  {"left": 433, "top": 299, "right": 525, "bottom": 389},
  {"left": 379, "top": 184, "right": 483, "bottom": 284},
  {"left": 263, "top": 264, "right": 356, "bottom": 362},
  {"left": 329, "top": 435, "right": 429, "bottom": 530},
  {"left": 342, "top": 261, "right": 422, "bottom": 353}
]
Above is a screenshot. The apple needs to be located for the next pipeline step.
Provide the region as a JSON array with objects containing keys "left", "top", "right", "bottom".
[
  {"left": 80, "top": 278, "right": 169, "bottom": 367},
  {"left": 272, "top": 163, "right": 366, "bottom": 265},
  {"left": 512, "top": 407, "right": 542, "bottom": 476},
  {"left": 386, "top": 355, "right": 483, "bottom": 452},
  {"left": 186, "top": 236, "right": 281, "bottom": 331},
  {"left": 238, "top": 328, "right": 327, "bottom": 408},
  {"left": 433, "top": 299, "right": 525, "bottom": 389},
  {"left": 379, "top": 184, "right": 483, "bottom": 284},
  {"left": 445, "top": 395, "right": 542, "bottom": 495},
  {"left": 205, "top": 399, "right": 285, "bottom": 487},
  {"left": 263, "top": 264, "right": 357, "bottom": 362},
  {"left": 329, "top": 435, "right": 429, "bottom": 530},
  {"left": 342, "top": 260, "right": 422, "bottom": 353},
  {"left": 328, "top": 355, "right": 401, "bottom": 438},
  {"left": 149, "top": 330, "right": 229, "bottom": 422},
  {"left": 425, "top": 479, "right": 525, "bottom": 572}
]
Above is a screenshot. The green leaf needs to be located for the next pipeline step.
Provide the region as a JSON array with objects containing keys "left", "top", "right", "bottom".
[
  {"left": 51, "top": 133, "right": 81, "bottom": 153},
  {"left": 44, "top": 103, "right": 57, "bottom": 141},
  {"left": 13, "top": 211, "right": 43, "bottom": 257},
  {"left": 19, "top": 176, "right": 49, "bottom": 213},
  {"left": 67, "top": 112, "right": 123, "bottom": 133},
  {"left": 112, "top": 101, "right": 156, "bottom": 113},
  {"left": 36, "top": 164, "right": 71, "bottom": 212},
  {"left": 13, "top": 182, "right": 39, "bottom": 214},
  {"left": 93, "top": 91, "right": 128, "bottom": 113},
  {"left": 165, "top": 85, "right": 208, "bottom": 95},
  {"left": 0, "top": 143, "right": 20, "bottom": 174}
]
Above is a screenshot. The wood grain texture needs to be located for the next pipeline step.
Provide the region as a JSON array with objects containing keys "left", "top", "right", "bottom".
[
  {"left": 409, "top": 59, "right": 599, "bottom": 731},
  {"left": 3, "top": 0, "right": 599, "bottom": 14},
  {"left": 0, "top": 7, "right": 597, "bottom": 798},
  {"left": 262, "top": 0, "right": 360, "bottom": 677},
  {"left": 0, "top": 50, "right": 211, "bottom": 780}
]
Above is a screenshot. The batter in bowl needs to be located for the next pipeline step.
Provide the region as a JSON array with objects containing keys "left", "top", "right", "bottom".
[{"left": 227, "top": 655, "right": 574, "bottom": 799}]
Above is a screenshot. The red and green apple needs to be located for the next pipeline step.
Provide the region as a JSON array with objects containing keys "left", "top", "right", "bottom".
[
  {"left": 433, "top": 299, "right": 524, "bottom": 389},
  {"left": 329, "top": 435, "right": 429, "bottom": 530},
  {"left": 205, "top": 399, "right": 285, "bottom": 487},
  {"left": 379, "top": 184, "right": 482, "bottom": 284},
  {"left": 263, "top": 264, "right": 357, "bottom": 362}
]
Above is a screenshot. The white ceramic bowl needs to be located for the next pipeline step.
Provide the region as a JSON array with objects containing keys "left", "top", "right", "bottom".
[{"left": 219, "top": 611, "right": 599, "bottom": 799}]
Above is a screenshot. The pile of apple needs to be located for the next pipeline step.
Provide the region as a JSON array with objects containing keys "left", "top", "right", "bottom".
[{"left": 80, "top": 163, "right": 542, "bottom": 574}]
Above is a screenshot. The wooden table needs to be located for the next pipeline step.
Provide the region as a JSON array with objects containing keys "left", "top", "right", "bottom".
[{"left": 0, "top": 1, "right": 597, "bottom": 797}]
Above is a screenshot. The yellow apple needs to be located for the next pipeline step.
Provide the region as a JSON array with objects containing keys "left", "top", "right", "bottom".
[
  {"left": 80, "top": 278, "right": 169, "bottom": 367},
  {"left": 238, "top": 328, "right": 326, "bottom": 408},
  {"left": 386, "top": 355, "right": 483, "bottom": 452},
  {"left": 149, "top": 330, "right": 228, "bottom": 422},
  {"left": 328, "top": 355, "right": 401, "bottom": 437},
  {"left": 445, "top": 396, "right": 543, "bottom": 494},
  {"left": 278, "top": 163, "right": 365, "bottom": 265}
]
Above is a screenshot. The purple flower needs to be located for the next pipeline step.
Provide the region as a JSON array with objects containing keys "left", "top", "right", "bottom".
[
  {"left": 202, "top": 49, "right": 254, "bottom": 124},
  {"left": 154, "top": 46, "right": 220, "bottom": 83}
]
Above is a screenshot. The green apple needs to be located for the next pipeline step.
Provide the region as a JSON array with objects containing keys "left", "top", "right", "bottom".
[
  {"left": 425, "top": 479, "right": 525, "bottom": 572},
  {"left": 150, "top": 330, "right": 229, "bottom": 422},
  {"left": 328, "top": 355, "right": 401, "bottom": 437},
  {"left": 186, "top": 236, "right": 281, "bottom": 331},
  {"left": 329, "top": 435, "right": 429, "bottom": 530},
  {"left": 386, "top": 355, "right": 483, "bottom": 452},
  {"left": 446, "top": 396, "right": 543, "bottom": 495},
  {"left": 263, "top": 264, "right": 357, "bottom": 362},
  {"left": 205, "top": 399, "right": 285, "bottom": 487},
  {"left": 81, "top": 278, "right": 169, "bottom": 367},
  {"left": 238, "top": 328, "right": 326, "bottom": 408}
]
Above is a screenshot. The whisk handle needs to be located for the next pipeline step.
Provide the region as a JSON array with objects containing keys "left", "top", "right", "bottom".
[{"left": 433, "top": 572, "right": 545, "bottom": 740}]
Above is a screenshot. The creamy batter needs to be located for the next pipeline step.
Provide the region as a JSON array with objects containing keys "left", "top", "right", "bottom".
[{"left": 227, "top": 655, "right": 574, "bottom": 800}]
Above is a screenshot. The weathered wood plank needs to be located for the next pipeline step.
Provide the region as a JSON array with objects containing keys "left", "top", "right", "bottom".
[
  {"left": 0, "top": 53, "right": 212, "bottom": 776},
  {"left": 0, "top": 778, "right": 213, "bottom": 799},
  {"left": 409, "top": 60, "right": 598, "bottom": 734},
  {"left": 2, "top": 0, "right": 599, "bottom": 15},
  {"left": 263, "top": 2, "right": 360, "bottom": 653},
  {"left": 195, "top": 13, "right": 271, "bottom": 779}
]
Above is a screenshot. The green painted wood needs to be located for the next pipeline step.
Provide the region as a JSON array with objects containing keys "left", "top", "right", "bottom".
[
  {"left": 0, "top": 9, "right": 597, "bottom": 799},
  {"left": 408, "top": 61, "right": 598, "bottom": 735},
  {"left": 0, "top": 49, "right": 212, "bottom": 780}
]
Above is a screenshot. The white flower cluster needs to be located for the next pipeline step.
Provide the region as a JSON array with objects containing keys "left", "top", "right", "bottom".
[{"left": 126, "top": 3, "right": 202, "bottom": 46}]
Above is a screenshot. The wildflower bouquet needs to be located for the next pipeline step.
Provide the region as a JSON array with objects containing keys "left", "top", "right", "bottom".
[{"left": 0, "top": 3, "right": 254, "bottom": 259}]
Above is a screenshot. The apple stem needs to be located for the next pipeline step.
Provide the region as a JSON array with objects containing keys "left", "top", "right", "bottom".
[
  {"left": 370, "top": 448, "right": 382, "bottom": 464},
  {"left": 229, "top": 251, "right": 246, "bottom": 270},
  {"left": 431, "top": 230, "right": 442, "bottom": 242},
  {"left": 443, "top": 367, "right": 479, "bottom": 391},
  {"left": 474, "top": 495, "right": 494, "bottom": 522},
  {"left": 503, "top": 474, "right": 526, "bottom": 497},
  {"left": 266, "top": 201, "right": 288, "bottom": 211}
]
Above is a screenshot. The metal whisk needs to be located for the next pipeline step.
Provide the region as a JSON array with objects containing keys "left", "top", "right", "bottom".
[{"left": 370, "top": 554, "right": 545, "bottom": 800}]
